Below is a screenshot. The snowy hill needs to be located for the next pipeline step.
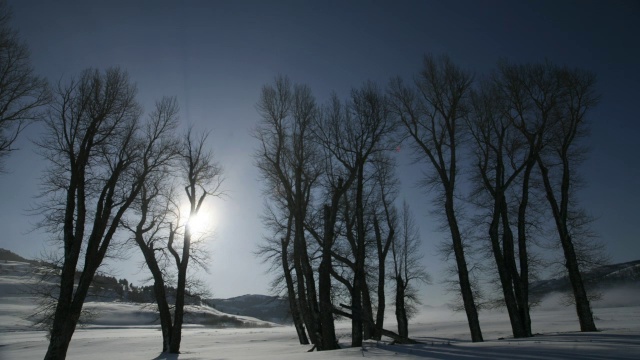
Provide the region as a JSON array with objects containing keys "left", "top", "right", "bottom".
[
  {"left": 0, "top": 259, "right": 277, "bottom": 332},
  {"left": 205, "top": 294, "right": 290, "bottom": 323},
  {"left": 530, "top": 260, "right": 640, "bottom": 300}
]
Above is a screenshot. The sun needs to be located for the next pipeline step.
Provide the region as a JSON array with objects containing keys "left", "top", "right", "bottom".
[{"left": 182, "top": 203, "right": 217, "bottom": 237}]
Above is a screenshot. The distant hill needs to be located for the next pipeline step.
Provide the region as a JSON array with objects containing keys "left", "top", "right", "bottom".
[
  {"left": 0, "top": 248, "right": 290, "bottom": 325},
  {"left": 205, "top": 294, "right": 290, "bottom": 324},
  {"left": 0, "top": 257, "right": 278, "bottom": 331},
  {"left": 0, "top": 248, "right": 33, "bottom": 263},
  {"left": 530, "top": 260, "right": 640, "bottom": 299}
]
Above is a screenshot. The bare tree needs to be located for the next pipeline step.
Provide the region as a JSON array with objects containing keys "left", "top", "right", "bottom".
[
  {"left": 253, "top": 76, "right": 324, "bottom": 347},
  {"left": 391, "top": 201, "right": 430, "bottom": 338},
  {"left": 370, "top": 152, "right": 398, "bottom": 340},
  {"left": 168, "top": 129, "right": 223, "bottom": 353},
  {"left": 313, "top": 82, "right": 396, "bottom": 346},
  {"left": 466, "top": 78, "right": 533, "bottom": 338},
  {"left": 255, "top": 201, "right": 309, "bottom": 345},
  {"left": 535, "top": 64, "right": 600, "bottom": 332},
  {"left": 389, "top": 54, "right": 483, "bottom": 342},
  {"left": 36, "top": 67, "right": 143, "bottom": 359},
  {"left": 0, "top": 0, "right": 49, "bottom": 172},
  {"left": 120, "top": 96, "right": 181, "bottom": 352}
]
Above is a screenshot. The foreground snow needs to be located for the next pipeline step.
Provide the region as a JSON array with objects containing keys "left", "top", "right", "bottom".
[
  {"left": 1, "top": 306, "right": 640, "bottom": 359},
  {"left": 2, "top": 260, "right": 640, "bottom": 359}
]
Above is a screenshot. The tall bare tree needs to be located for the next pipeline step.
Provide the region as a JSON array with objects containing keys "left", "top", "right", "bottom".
[
  {"left": 168, "top": 129, "right": 223, "bottom": 353},
  {"left": 253, "top": 76, "right": 325, "bottom": 347},
  {"left": 313, "top": 82, "right": 396, "bottom": 346},
  {"left": 466, "top": 79, "right": 533, "bottom": 338},
  {"left": 370, "top": 153, "right": 398, "bottom": 340},
  {"left": 37, "top": 68, "right": 143, "bottom": 359},
  {"left": 535, "top": 64, "right": 600, "bottom": 332},
  {"left": 389, "top": 54, "right": 483, "bottom": 342},
  {"left": 0, "top": 0, "right": 49, "bottom": 172},
  {"left": 120, "top": 96, "right": 181, "bottom": 352}
]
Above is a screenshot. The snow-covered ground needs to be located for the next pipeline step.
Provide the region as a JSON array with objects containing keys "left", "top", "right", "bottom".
[{"left": 1, "top": 260, "right": 640, "bottom": 359}]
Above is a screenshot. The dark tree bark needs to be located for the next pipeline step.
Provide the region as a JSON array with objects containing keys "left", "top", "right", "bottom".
[
  {"left": 281, "top": 229, "right": 309, "bottom": 344},
  {"left": 395, "top": 275, "right": 408, "bottom": 338},
  {"left": 371, "top": 158, "right": 397, "bottom": 340}
]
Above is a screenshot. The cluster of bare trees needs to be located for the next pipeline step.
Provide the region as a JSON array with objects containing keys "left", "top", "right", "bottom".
[
  {"left": 254, "top": 77, "right": 429, "bottom": 349},
  {"left": 0, "top": 3, "right": 213, "bottom": 357},
  {"left": 34, "top": 68, "right": 223, "bottom": 359},
  {"left": 256, "top": 54, "right": 603, "bottom": 350},
  {"left": 1, "top": 3, "right": 226, "bottom": 357},
  {"left": 1, "top": 0, "right": 603, "bottom": 352}
]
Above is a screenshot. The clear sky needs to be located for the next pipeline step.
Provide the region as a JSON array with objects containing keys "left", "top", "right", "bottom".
[{"left": 1, "top": 0, "right": 638, "bottom": 304}]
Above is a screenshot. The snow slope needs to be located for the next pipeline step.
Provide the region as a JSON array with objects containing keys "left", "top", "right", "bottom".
[{"left": 1, "top": 260, "right": 640, "bottom": 359}]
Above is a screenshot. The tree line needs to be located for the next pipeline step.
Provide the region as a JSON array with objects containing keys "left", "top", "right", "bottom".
[
  {"left": 1, "top": 0, "right": 603, "bottom": 356},
  {"left": 255, "top": 54, "right": 603, "bottom": 350}
]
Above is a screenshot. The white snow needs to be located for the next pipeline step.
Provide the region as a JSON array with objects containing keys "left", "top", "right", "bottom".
[{"left": 1, "top": 260, "right": 640, "bottom": 359}]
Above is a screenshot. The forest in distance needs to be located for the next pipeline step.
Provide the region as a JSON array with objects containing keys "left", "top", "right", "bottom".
[{"left": 0, "top": 0, "right": 618, "bottom": 359}]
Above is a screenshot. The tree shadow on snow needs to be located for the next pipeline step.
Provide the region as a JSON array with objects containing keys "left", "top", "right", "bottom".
[{"left": 368, "top": 332, "right": 640, "bottom": 360}]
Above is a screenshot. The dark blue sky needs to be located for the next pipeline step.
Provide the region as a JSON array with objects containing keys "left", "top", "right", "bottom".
[{"left": 1, "top": 0, "right": 638, "bottom": 303}]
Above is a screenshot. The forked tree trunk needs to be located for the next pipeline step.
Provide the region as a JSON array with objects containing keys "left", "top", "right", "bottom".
[
  {"left": 281, "top": 237, "right": 309, "bottom": 345},
  {"left": 317, "top": 205, "right": 339, "bottom": 350},
  {"left": 44, "top": 278, "right": 83, "bottom": 360},
  {"left": 169, "top": 230, "right": 191, "bottom": 353},
  {"left": 137, "top": 242, "right": 174, "bottom": 352}
]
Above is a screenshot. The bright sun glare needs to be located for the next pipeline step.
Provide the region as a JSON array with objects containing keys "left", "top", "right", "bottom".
[{"left": 182, "top": 203, "right": 216, "bottom": 237}]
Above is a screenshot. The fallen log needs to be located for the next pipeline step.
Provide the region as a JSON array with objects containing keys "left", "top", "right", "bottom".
[{"left": 334, "top": 305, "right": 421, "bottom": 344}]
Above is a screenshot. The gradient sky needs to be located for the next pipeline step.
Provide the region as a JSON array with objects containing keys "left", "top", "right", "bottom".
[{"left": 1, "top": 0, "right": 638, "bottom": 304}]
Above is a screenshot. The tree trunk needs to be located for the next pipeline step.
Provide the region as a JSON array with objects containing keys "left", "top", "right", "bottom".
[
  {"left": 395, "top": 276, "right": 408, "bottom": 338},
  {"left": 515, "top": 161, "right": 535, "bottom": 337},
  {"left": 137, "top": 242, "right": 174, "bottom": 352},
  {"left": 317, "top": 205, "right": 339, "bottom": 350},
  {"left": 169, "top": 230, "right": 190, "bottom": 353},
  {"left": 281, "top": 238, "right": 309, "bottom": 345},
  {"left": 445, "top": 196, "right": 483, "bottom": 342},
  {"left": 361, "top": 276, "right": 375, "bottom": 340},
  {"left": 563, "top": 238, "right": 597, "bottom": 331},
  {"left": 538, "top": 158, "right": 597, "bottom": 332},
  {"left": 374, "top": 259, "right": 386, "bottom": 341},
  {"left": 351, "top": 161, "right": 366, "bottom": 347},
  {"left": 293, "top": 230, "right": 319, "bottom": 345},
  {"left": 351, "top": 271, "right": 363, "bottom": 347},
  {"left": 499, "top": 204, "right": 528, "bottom": 338},
  {"left": 44, "top": 295, "right": 82, "bottom": 359},
  {"left": 45, "top": 257, "right": 104, "bottom": 359},
  {"left": 487, "top": 193, "right": 527, "bottom": 338}
]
